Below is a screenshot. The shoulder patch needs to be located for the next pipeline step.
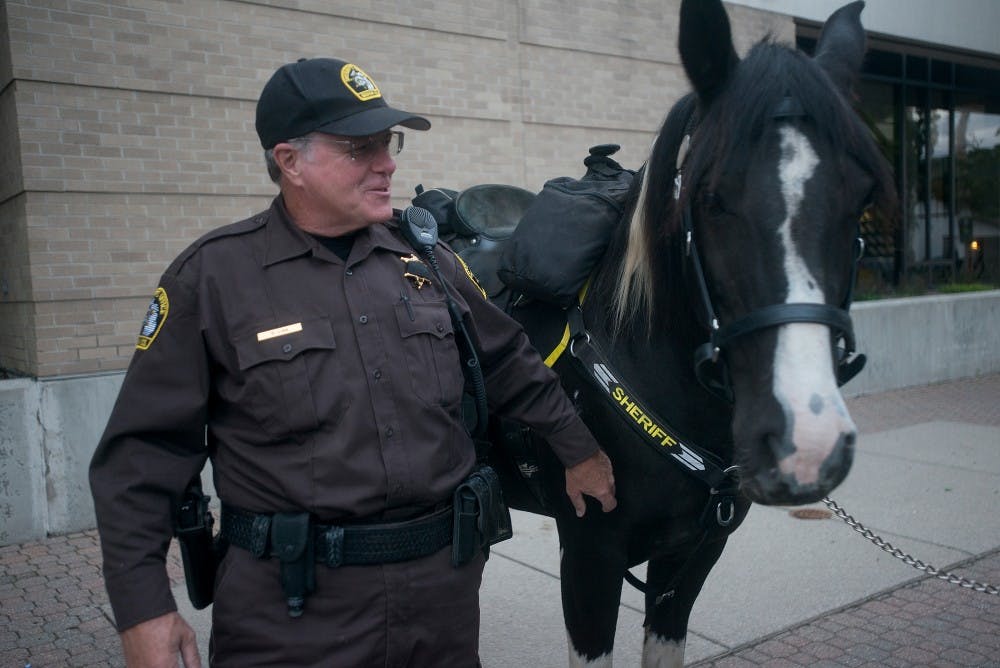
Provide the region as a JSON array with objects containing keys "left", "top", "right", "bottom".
[
  {"left": 136, "top": 287, "right": 169, "bottom": 350},
  {"left": 455, "top": 254, "right": 488, "bottom": 301}
]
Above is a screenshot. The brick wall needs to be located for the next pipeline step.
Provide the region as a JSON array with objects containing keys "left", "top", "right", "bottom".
[{"left": 0, "top": 0, "right": 793, "bottom": 378}]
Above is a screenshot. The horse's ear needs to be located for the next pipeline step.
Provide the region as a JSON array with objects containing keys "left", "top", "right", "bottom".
[
  {"left": 813, "top": 1, "right": 867, "bottom": 97},
  {"left": 678, "top": 0, "right": 739, "bottom": 105}
]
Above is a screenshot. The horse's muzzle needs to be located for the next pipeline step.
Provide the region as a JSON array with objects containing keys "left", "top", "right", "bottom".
[{"left": 741, "top": 429, "right": 855, "bottom": 505}]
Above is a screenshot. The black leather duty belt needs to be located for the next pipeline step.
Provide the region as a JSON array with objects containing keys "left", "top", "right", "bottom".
[{"left": 220, "top": 504, "right": 453, "bottom": 567}]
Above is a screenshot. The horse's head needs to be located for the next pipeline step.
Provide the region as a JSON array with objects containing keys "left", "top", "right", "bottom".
[{"left": 620, "top": 0, "right": 895, "bottom": 505}]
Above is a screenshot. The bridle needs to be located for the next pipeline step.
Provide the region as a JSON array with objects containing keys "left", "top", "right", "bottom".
[{"left": 674, "top": 97, "right": 867, "bottom": 404}]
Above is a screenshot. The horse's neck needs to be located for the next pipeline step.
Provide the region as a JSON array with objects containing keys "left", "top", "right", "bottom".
[{"left": 586, "top": 240, "right": 733, "bottom": 447}]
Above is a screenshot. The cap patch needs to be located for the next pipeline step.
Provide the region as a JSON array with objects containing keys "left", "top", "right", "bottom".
[
  {"left": 341, "top": 64, "right": 381, "bottom": 102},
  {"left": 137, "top": 287, "right": 169, "bottom": 350}
]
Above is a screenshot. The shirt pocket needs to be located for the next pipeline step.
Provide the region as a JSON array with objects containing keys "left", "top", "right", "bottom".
[
  {"left": 395, "top": 301, "right": 465, "bottom": 408},
  {"left": 232, "top": 317, "right": 338, "bottom": 442}
]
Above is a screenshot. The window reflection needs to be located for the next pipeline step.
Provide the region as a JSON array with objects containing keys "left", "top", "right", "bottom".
[{"left": 955, "top": 108, "right": 1000, "bottom": 282}]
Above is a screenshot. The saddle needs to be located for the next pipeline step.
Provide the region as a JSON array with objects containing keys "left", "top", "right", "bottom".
[
  {"left": 413, "top": 144, "right": 635, "bottom": 311},
  {"left": 456, "top": 184, "right": 536, "bottom": 302},
  {"left": 413, "top": 182, "right": 533, "bottom": 307}
]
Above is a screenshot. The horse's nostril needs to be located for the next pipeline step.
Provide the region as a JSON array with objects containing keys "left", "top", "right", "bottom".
[{"left": 843, "top": 431, "right": 856, "bottom": 448}]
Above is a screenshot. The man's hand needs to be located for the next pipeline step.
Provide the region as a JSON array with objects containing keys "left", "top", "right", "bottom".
[
  {"left": 565, "top": 449, "right": 617, "bottom": 517},
  {"left": 120, "top": 611, "right": 201, "bottom": 668}
]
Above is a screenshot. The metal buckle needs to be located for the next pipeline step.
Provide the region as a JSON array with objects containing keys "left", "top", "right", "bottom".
[
  {"left": 569, "top": 331, "right": 591, "bottom": 357},
  {"left": 716, "top": 497, "right": 736, "bottom": 527}
]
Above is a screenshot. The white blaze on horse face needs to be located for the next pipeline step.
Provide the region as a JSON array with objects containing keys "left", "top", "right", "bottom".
[{"left": 772, "top": 126, "right": 856, "bottom": 486}]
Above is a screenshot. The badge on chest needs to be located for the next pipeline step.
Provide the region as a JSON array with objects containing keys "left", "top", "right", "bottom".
[{"left": 400, "top": 253, "right": 433, "bottom": 290}]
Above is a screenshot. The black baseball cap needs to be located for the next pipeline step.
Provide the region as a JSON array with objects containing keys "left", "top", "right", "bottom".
[{"left": 255, "top": 57, "right": 431, "bottom": 149}]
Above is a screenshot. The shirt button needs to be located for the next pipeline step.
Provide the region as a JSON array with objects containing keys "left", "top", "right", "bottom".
[
  {"left": 359, "top": 315, "right": 368, "bottom": 324},
  {"left": 282, "top": 343, "right": 292, "bottom": 353},
  {"left": 385, "top": 426, "right": 394, "bottom": 437},
  {"left": 436, "top": 323, "right": 444, "bottom": 332},
  {"left": 373, "top": 369, "right": 382, "bottom": 379},
  {"left": 345, "top": 269, "right": 353, "bottom": 276}
]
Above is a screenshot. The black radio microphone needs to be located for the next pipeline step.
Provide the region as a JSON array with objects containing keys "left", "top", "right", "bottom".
[{"left": 400, "top": 206, "right": 439, "bottom": 252}]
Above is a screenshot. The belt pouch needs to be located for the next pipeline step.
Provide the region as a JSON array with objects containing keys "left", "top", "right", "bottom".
[
  {"left": 451, "top": 466, "right": 513, "bottom": 567},
  {"left": 473, "top": 466, "right": 513, "bottom": 547},
  {"left": 270, "top": 512, "right": 315, "bottom": 617},
  {"left": 174, "top": 483, "right": 217, "bottom": 610},
  {"left": 452, "top": 484, "right": 479, "bottom": 567}
]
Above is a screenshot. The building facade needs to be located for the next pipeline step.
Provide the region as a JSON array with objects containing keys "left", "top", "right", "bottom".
[{"left": 1, "top": 0, "right": 997, "bottom": 542}]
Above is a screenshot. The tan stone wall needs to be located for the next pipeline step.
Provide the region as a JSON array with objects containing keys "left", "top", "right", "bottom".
[{"left": 0, "top": 0, "right": 793, "bottom": 378}]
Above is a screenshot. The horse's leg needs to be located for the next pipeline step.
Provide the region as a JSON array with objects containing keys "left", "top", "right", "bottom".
[
  {"left": 557, "top": 519, "right": 627, "bottom": 667},
  {"left": 640, "top": 537, "right": 729, "bottom": 668}
]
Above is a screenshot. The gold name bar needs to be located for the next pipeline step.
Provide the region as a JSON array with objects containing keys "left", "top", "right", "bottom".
[{"left": 257, "top": 322, "right": 303, "bottom": 341}]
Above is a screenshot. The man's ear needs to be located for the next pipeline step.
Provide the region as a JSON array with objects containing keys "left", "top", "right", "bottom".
[{"left": 272, "top": 143, "right": 305, "bottom": 185}]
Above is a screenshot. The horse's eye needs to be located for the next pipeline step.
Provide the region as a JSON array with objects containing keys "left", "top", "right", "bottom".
[
  {"left": 857, "top": 186, "right": 877, "bottom": 221},
  {"left": 858, "top": 200, "right": 875, "bottom": 223}
]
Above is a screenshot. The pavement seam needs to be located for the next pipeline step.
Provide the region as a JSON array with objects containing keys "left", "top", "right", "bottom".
[
  {"left": 857, "top": 447, "right": 1000, "bottom": 476},
  {"left": 828, "top": 519, "right": 978, "bottom": 559},
  {"left": 489, "top": 551, "right": 559, "bottom": 582}
]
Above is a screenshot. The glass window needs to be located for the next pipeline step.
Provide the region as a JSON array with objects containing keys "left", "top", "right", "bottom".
[
  {"left": 955, "top": 63, "right": 1000, "bottom": 96},
  {"left": 954, "top": 96, "right": 1000, "bottom": 284},
  {"left": 902, "top": 88, "right": 954, "bottom": 287},
  {"left": 865, "top": 49, "right": 903, "bottom": 79},
  {"left": 906, "top": 55, "right": 929, "bottom": 82},
  {"left": 855, "top": 80, "right": 900, "bottom": 294},
  {"left": 931, "top": 60, "right": 952, "bottom": 86}
]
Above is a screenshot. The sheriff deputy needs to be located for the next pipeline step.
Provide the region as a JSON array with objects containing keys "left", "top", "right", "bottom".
[{"left": 89, "top": 56, "right": 616, "bottom": 667}]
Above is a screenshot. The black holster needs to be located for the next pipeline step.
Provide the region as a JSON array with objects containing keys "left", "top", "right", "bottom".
[
  {"left": 451, "top": 466, "right": 513, "bottom": 567},
  {"left": 174, "top": 479, "right": 218, "bottom": 610},
  {"left": 270, "top": 512, "right": 316, "bottom": 618}
]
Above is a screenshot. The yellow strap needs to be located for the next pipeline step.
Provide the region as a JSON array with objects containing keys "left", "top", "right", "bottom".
[{"left": 542, "top": 279, "right": 591, "bottom": 368}]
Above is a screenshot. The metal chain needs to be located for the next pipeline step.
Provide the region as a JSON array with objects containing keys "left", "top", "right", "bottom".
[{"left": 823, "top": 496, "right": 1000, "bottom": 596}]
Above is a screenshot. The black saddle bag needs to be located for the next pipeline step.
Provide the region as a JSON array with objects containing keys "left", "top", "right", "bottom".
[{"left": 497, "top": 144, "right": 636, "bottom": 307}]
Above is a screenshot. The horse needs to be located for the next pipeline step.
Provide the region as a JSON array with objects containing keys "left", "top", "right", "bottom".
[{"left": 424, "top": 0, "right": 895, "bottom": 665}]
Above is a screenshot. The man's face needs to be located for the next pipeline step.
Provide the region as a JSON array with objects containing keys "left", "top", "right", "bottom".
[{"left": 286, "top": 131, "right": 398, "bottom": 233}]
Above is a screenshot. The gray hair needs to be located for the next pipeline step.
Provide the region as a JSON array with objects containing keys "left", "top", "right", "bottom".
[{"left": 264, "top": 135, "right": 313, "bottom": 184}]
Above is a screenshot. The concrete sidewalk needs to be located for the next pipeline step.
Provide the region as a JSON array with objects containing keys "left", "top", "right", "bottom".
[{"left": 3, "top": 374, "right": 999, "bottom": 666}]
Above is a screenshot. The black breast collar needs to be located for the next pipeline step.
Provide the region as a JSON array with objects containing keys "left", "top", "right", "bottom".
[{"left": 561, "top": 303, "right": 740, "bottom": 528}]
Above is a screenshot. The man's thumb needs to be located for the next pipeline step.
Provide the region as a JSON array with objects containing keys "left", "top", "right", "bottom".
[{"left": 179, "top": 628, "right": 202, "bottom": 668}]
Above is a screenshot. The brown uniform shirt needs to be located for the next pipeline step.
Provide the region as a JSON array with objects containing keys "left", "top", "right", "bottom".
[{"left": 89, "top": 197, "right": 599, "bottom": 631}]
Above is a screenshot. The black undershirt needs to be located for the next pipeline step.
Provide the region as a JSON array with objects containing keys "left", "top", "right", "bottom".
[{"left": 311, "top": 232, "right": 356, "bottom": 261}]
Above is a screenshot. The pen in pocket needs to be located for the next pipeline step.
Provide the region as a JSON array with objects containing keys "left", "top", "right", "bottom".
[{"left": 400, "top": 291, "right": 415, "bottom": 321}]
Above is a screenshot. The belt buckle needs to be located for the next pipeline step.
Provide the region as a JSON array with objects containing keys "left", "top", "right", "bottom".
[{"left": 319, "top": 525, "right": 345, "bottom": 567}]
